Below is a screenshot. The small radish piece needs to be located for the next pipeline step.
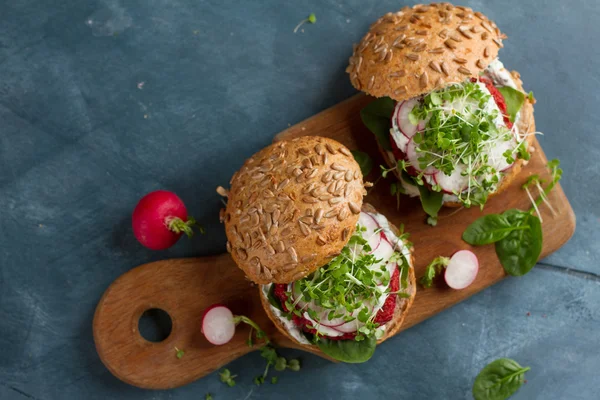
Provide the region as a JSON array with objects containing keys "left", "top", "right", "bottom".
[
  {"left": 395, "top": 98, "right": 420, "bottom": 139},
  {"left": 357, "top": 212, "right": 381, "bottom": 252},
  {"left": 303, "top": 313, "right": 344, "bottom": 337},
  {"left": 434, "top": 164, "right": 468, "bottom": 194},
  {"left": 444, "top": 250, "right": 479, "bottom": 290},
  {"left": 315, "top": 309, "right": 347, "bottom": 328},
  {"left": 405, "top": 137, "right": 438, "bottom": 175},
  {"left": 201, "top": 304, "right": 236, "bottom": 345},
  {"left": 132, "top": 190, "right": 202, "bottom": 250}
]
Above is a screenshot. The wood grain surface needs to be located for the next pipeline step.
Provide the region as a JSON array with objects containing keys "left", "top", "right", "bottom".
[{"left": 93, "top": 94, "right": 575, "bottom": 389}]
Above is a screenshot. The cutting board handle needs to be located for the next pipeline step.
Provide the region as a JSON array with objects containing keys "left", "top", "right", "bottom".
[{"left": 93, "top": 255, "right": 286, "bottom": 389}]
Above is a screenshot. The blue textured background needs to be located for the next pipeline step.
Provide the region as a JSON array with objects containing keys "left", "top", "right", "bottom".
[{"left": 0, "top": 1, "right": 598, "bottom": 399}]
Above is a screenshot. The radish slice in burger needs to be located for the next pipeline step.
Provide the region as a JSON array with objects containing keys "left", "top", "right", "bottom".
[
  {"left": 406, "top": 138, "right": 438, "bottom": 175},
  {"left": 371, "top": 236, "right": 395, "bottom": 272},
  {"left": 201, "top": 305, "right": 236, "bottom": 345},
  {"left": 434, "top": 164, "right": 468, "bottom": 194},
  {"left": 332, "top": 319, "right": 359, "bottom": 333},
  {"left": 395, "top": 98, "right": 421, "bottom": 139},
  {"left": 358, "top": 212, "right": 381, "bottom": 252},
  {"left": 444, "top": 250, "right": 479, "bottom": 290}
]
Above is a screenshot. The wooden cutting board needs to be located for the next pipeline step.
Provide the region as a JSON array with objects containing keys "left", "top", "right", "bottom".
[{"left": 93, "top": 94, "right": 575, "bottom": 389}]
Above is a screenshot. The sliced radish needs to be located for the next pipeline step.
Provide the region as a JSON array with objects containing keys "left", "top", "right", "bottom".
[
  {"left": 201, "top": 305, "right": 236, "bottom": 345},
  {"left": 303, "top": 313, "right": 344, "bottom": 337},
  {"left": 357, "top": 212, "right": 381, "bottom": 252},
  {"left": 406, "top": 137, "right": 438, "bottom": 175},
  {"left": 395, "top": 98, "right": 420, "bottom": 139},
  {"left": 434, "top": 164, "right": 468, "bottom": 194},
  {"left": 390, "top": 126, "right": 410, "bottom": 154},
  {"left": 314, "top": 309, "right": 348, "bottom": 328},
  {"left": 371, "top": 237, "right": 394, "bottom": 272},
  {"left": 444, "top": 250, "right": 479, "bottom": 290},
  {"left": 332, "top": 319, "right": 359, "bottom": 333}
]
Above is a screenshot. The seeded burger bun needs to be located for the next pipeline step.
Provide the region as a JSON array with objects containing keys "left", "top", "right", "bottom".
[
  {"left": 347, "top": 2, "right": 536, "bottom": 207},
  {"left": 347, "top": 2, "right": 504, "bottom": 100},
  {"left": 260, "top": 203, "right": 416, "bottom": 348},
  {"left": 223, "top": 136, "right": 366, "bottom": 284}
]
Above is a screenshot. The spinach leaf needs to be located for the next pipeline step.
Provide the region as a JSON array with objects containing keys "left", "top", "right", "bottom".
[
  {"left": 317, "top": 336, "right": 376, "bottom": 363},
  {"left": 267, "top": 285, "right": 283, "bottom": 312},
  {"left": 351, "top": 150, "right": 373, "bottom": 176},
  {"left": 462, "top": 213, "right": 529, "bottom": 245},
  {"left": 360, "top": 97, "right": 395, "bottom": 150},
  {"left": 495, "top": 213, "right": 542, "bottom": 276},
  {"left": 417, "top": 184, "right": 443, "bottom": 219},
  {"left": 498, "top": 87, "right": 525, "bottom": 123},
  {"left": 473, "top": 358, "right": 530, "bottom": 400}
]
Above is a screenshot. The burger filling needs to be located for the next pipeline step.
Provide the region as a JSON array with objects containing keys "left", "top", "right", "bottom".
[
  {"left": 262, "top": 210, "right": 412, "bottom": 362},
  {"left": 386, "top": 58, "right": 530, "bottom": 210}
]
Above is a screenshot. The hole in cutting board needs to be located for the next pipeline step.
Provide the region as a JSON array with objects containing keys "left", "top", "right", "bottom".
[{"left": 138, "top": 308, "right": 172, "bottom": 342}]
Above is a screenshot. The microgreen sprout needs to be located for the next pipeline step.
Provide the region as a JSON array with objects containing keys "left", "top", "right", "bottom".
[
  {"left": 293, "top": 13, "right": 316, "bottom": 33},
  {"left": 522, "top": 159, "right": 562, "bottom": 221},
  {"left": 174, "top": 347, "right": 185, "bottom": 359},
  {"left": 219, "top": 369, "right": 237, "bottom": 387},
  {"left": 254, "top": 345, "right": 300, "bottom": 386},
  {"left": 233, "top": 315, "right": 269, "bottom": 347}
]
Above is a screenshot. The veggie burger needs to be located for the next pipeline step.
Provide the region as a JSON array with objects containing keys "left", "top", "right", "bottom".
[
  {"left": 222, "top": 136, "right": 416, "bottom": 363},
  {"left": 348, "top": 3, "right": 536, "bottom": 216}
]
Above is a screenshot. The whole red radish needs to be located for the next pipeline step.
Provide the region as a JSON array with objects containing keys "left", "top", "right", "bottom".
[{"left": 132, "top": 190, "right": 202, "bottom": 250}]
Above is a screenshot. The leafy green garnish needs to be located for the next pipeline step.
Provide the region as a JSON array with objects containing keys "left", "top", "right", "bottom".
[
  {"left": 417, "top": 184, "right": 443, "bottom": 222},
  {"left": 463, "top": 209, "right": 541, "bottom": 276},
  {"left": 360, "top": 97, "right": 395, "bottom": 150},
  {"left": 317, "top": 336, "right": 377, "bottom": 363},
  {"left": 419, "top": 256, "right": 450, "bottom": 288},
  {"left": 495, "top": 211, "right": 542, "bottom": 276},
  {"left": 462, "top": 214, "right": 529, "bottom": 245},
  {"left": 271, "top": 376, "right": 278, "bottom": 384},
  {"left": 473, "top": 358, "right": 530, "bottom": 400},
  {"left": 462, "top": 160, "right": 560, "bottom": 276},
  {"left": 219, "top": 369, "right": 237, "bottom": 387},
  {"left": 498, "top": 86, "right": 525, "bottom": 123},
  {"left": 351, "top": 150, "right": 373, "bottom": 176},
  {"left": 205, "top": 393, "right": 213, "bottom": 400}
]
